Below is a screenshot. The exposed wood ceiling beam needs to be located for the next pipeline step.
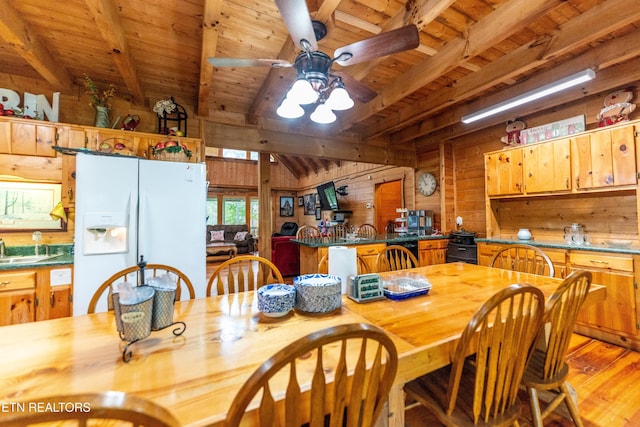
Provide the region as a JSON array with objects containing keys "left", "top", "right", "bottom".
[
  {"left": 340, "top": 0, "right": 564, "bottom": 132},
  {"left": 0, "top": 2, "right": 73, "bottom": 91},
  {"left": 203, "top": 122, "right": 416, "bottom": 167},
  {"left": 197, "top": 0, "right": 224, "bottom": 116},
  {"left": 299, "top": 156, "right": 319, "bottom": 175},
  {"left": 85, "top": 0, "right": 146, "bottom": 106},
  {"left": 342, "top": 0, "right": 453, "bottom": 82},
  {"left": 246, "top": 0, "right": 342, "bottom": 124},
  {"left": 417, "top": 46, "right": 640, "bottom": 146},
  {"left": 273, "top": 154, "right": 301, "bottom": 179},
  {"left": 374, "top": 0, "right": 640, "bottom": 141}
]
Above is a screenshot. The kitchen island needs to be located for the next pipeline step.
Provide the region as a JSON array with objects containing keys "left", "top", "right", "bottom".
[{"left": 293, "top": 234, "right": 449, "bottom": 274}]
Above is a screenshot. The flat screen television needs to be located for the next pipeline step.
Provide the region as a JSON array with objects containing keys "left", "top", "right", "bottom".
[{"left": 316, "top": 181, "right": 340, "bottom": 211}]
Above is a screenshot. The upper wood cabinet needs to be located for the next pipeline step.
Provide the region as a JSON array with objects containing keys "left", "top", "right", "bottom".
[
  {"left": 485, "top": 122, "right": 639, "bottom": 198},
  {"left": 485, "top": 148, "right": 523, "bottom": 196},
  {"left": 0, "top": 118, "right": 60, "bottom": 157},
  {"left": 571, "top": 124, "right": 637, "bottom": 189},
  {"left": 524, "top": 137, "right": 571, "bottom": 193}
]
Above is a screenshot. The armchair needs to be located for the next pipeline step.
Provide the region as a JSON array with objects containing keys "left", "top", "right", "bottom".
[{"left": 271, "top": 235, "right": 300, "bottom": 277}]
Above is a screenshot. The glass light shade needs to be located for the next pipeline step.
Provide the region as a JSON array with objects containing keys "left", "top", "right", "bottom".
[
  {"left": 286, "top": 79, "right": 318, "bottom": 105},
  {"left": 276, "top": 98, "right": 304, "bottom": 119},
  {"left": 325, "top": 87, "right": 354, "bottom": 111},
  {"left": 310, "top": 103, "right": 336, "bottom": 124}
]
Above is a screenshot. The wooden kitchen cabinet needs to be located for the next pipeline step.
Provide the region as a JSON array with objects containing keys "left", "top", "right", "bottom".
[
  {"left": 524, "top": 137, "right": 571, "bottom": 193},
  {"left": 0, "top": 117, "right": 59, "bottom": 157},
  {"left": 0, "top": 266, "right": 73, "bottom": 326},
  {"left": 485, "top": 148, "right": 524, "bottom": 196},
  {"left": 570, "top": 252, "right": 638, "bottom": 343},
  {"left": 571, "top": 124, "right": 637, "bottom": 189},
  {"left": 419, "top": 239, "right": 447, "bottom": 266},
  {"left": 0, "top": 271, "right": 37, "bottom": 326},
  {"left": 355, "top": 243, "right": 386, "bottom": 272}
]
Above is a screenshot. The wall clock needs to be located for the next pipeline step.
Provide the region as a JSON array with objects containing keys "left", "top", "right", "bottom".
[{"left": 417, "top": 172, "right": 437, "bottom": 196}]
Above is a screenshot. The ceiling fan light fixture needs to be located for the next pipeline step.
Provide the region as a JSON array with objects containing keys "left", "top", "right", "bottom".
[
  {"left": 276, "top": 98, "right": 304, "bottom": 119},
  {"left": 310, "top": 103, "right": 336, "bottom": 124},
  {"left": 325, "top": 83, "right": 354, "bottom": 111},
  {"left": 287, "top": 78, "right": 318, "bottom": 105},
  {"left": 462, "top": 69, "right": 596, "bottom": 124}
]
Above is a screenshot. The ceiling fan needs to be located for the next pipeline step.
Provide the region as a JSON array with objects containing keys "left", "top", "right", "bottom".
[{"left": 208, "top": 0, "right": 420, "bottom": 123}]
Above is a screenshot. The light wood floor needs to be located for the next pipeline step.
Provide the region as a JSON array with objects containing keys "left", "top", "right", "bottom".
[{"left": 206, "top": 260, "right": 640, "bottom": 426}]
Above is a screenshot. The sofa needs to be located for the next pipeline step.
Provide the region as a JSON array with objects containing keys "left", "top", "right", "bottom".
[
  {"left": 271, "top": 235, "right": 300, "bottom": 277},
  {"left": 206, "top": 224, "right": 255, "bottom": 254}
]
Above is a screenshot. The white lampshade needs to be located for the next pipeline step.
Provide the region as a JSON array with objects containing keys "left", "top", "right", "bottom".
[
  {"left": 276, "top": 98, "right": 304, "bottom": 119},
  {"left": 310, "top": 103, "right": 336, "bottom": 124},
  {"left": 286, "top": 79, "right": 318, "bottom": 105},
  {"left": 325, "top": 86, "right": 354, "bottom": 111}
]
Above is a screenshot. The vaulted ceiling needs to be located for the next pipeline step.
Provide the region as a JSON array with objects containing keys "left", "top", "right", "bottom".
[{"left": 1, "top": 0, "right": 639, "bottom": 174}]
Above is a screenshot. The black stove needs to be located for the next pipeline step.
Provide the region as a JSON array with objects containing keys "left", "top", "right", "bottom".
[{"left": 447, "top": 229, "right": 478, "bottom": 264}]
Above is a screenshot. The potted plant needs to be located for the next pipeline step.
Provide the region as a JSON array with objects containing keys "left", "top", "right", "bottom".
[{"left": 83, "top": 74, "right": 116, "bottom": 128}]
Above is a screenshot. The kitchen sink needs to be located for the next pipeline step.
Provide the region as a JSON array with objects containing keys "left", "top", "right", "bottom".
[{"left": 0, "top": 254, "right": 64, "bottom": 265}]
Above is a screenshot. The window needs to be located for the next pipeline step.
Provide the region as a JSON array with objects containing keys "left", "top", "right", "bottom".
[
  {"left": 223, "top": 197, "right": 247, "bottom": 224},
  {"left": 221, "top": 149, "right": 275, "bottom": 162},
  {"left": 250, "top": 197, "right": 259, "bottom": 235},
  {"left": 206, "top": 197, "right": 218, "bottom": 225}
]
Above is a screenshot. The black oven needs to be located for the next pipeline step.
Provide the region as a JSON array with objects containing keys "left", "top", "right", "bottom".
[{"left": 447, "top": 230, "right": 478, "bottom": 264}]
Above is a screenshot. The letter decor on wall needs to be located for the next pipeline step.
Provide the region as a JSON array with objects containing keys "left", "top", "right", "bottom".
[{"left": 0, "top": 88, "right": 60, "bottom": 122}]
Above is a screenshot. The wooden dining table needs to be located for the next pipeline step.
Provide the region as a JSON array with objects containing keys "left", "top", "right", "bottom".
[{"left": 0, "top": 263, "right": 605, "bottom": 427}]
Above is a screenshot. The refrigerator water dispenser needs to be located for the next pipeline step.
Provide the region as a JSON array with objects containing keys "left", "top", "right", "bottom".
[{"left": 83, "top": 213, "right": 128, "bottom": 255}]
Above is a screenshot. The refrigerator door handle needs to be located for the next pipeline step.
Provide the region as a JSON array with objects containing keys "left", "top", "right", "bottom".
[{"left": 138, "top": 191, "right": 146, "bottom": 258}]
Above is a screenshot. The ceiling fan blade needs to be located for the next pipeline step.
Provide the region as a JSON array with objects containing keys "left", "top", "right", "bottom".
[
  {"left": 333, "top": 25, "right": 420, "bottom": 66},
  {"left": 208, "top": 58, "right": 293, "bottom": 68},
  {"left": 274, "top": 0, "right": 317, "bottom": 51},
  {"left": 332, "top": 71, "right": 377, "bottom": 103}
]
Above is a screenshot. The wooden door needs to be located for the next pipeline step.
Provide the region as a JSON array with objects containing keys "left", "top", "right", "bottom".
[
  {"left": 374, "top": 180, "right": 402, "bottom": 232},
  {"left": 48, "top": 286, "right": 72, "bottom": 320}
]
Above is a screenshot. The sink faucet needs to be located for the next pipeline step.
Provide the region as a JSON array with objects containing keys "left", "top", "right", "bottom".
[
  {"left": 32, "top": 231, "right": 42, "bottom": 256},
  {"left": 0, "top": 238, "right": 4, "bottom": 258}
]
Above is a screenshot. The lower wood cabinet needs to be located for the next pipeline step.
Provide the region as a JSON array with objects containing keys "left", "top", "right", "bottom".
[
  {"left": 0, "top": 266, "right": 73, "bottom": 326},
  {"left": 478, "top": 241, "right": 640, "bottom": 350},
  {"left": 418, "top": 239, "right": 447, "bottom": 266},
  {"left": 569, "top": 252, "right": 638, "bottom": 343}
]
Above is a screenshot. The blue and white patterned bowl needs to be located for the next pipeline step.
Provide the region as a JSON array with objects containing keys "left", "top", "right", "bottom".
[
  {"left": 293, "top": 274, "right": 342, "bottom": 313},
  {"left": 257, "top": 284, "right": 296, "bottom": 317}
]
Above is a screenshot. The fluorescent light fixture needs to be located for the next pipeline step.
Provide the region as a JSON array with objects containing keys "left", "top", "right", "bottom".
[{"left": 461, "top": 69, "right": 596, "bottom": 124}]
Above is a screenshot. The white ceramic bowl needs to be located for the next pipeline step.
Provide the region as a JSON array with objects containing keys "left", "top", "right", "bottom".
[
  {"left": 293, "top": 274, "right": 342, "bottom": 313},
  {"left": 257, "top": 284, "right": 296, "bottom": 317}
]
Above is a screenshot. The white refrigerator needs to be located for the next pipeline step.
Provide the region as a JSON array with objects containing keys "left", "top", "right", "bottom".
[{"left": 73, "top": 153, "right": 207, "bottom": 315}]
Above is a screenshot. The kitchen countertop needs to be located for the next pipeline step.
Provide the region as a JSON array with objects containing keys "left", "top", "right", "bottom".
[
  {"left": 292, "top": 233, "right": 449, "bottom": 247},
  {"left": 476, "top": 238, "right": 640, "bottom": 255},
  {"left": 0, "top": 244, "right": 74, "bottom": 271}
]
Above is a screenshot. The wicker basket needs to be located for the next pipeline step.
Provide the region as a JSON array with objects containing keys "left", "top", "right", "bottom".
[{"left": 153, "top": 150, "right": 189, "bottom": 162}]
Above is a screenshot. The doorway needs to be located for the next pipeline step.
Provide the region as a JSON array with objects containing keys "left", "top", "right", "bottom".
[{"left": 374, "top": 180, "right": 403, "bottom": 232}]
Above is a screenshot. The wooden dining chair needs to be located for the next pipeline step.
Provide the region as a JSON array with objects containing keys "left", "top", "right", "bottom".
[
  {"left": 224, "top": 323, "right": 398, "bottom": 426},
  {"left": 87, "top": 263, "right": 195, "bottom": 314},
  {"left": 206, "top": 254, "right": 284, "bottom": 296},
  {"left": 330, "top": 223, "right": 349, "bottom": 238},
  {"left": 318, "top": 253, "right": 371, "bottom": 275},
  {"left": 0, "top": 391, "right": 180, "bottom": 427},
  {"left": 357, "top": 223, "right": 377, "bottom": 237},
  {"left": 405, "top": 283, "right": 545, "bottom": 426},
  {"left": 522, "top": 270, "right": 593, "bottom": 427},
  {"left": 490, "top": 243, "right": 555, "bottom": 277},
  {"left": 376, "top": 245, "right": 419, "bottom": 272},
  {"left": 296, "top": 225, "right": 320, "bottom": 239}
]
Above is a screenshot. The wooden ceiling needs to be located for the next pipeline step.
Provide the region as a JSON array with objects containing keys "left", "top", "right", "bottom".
[{"left": 1, "top": 0, "right": 639, "bottom": 174}]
